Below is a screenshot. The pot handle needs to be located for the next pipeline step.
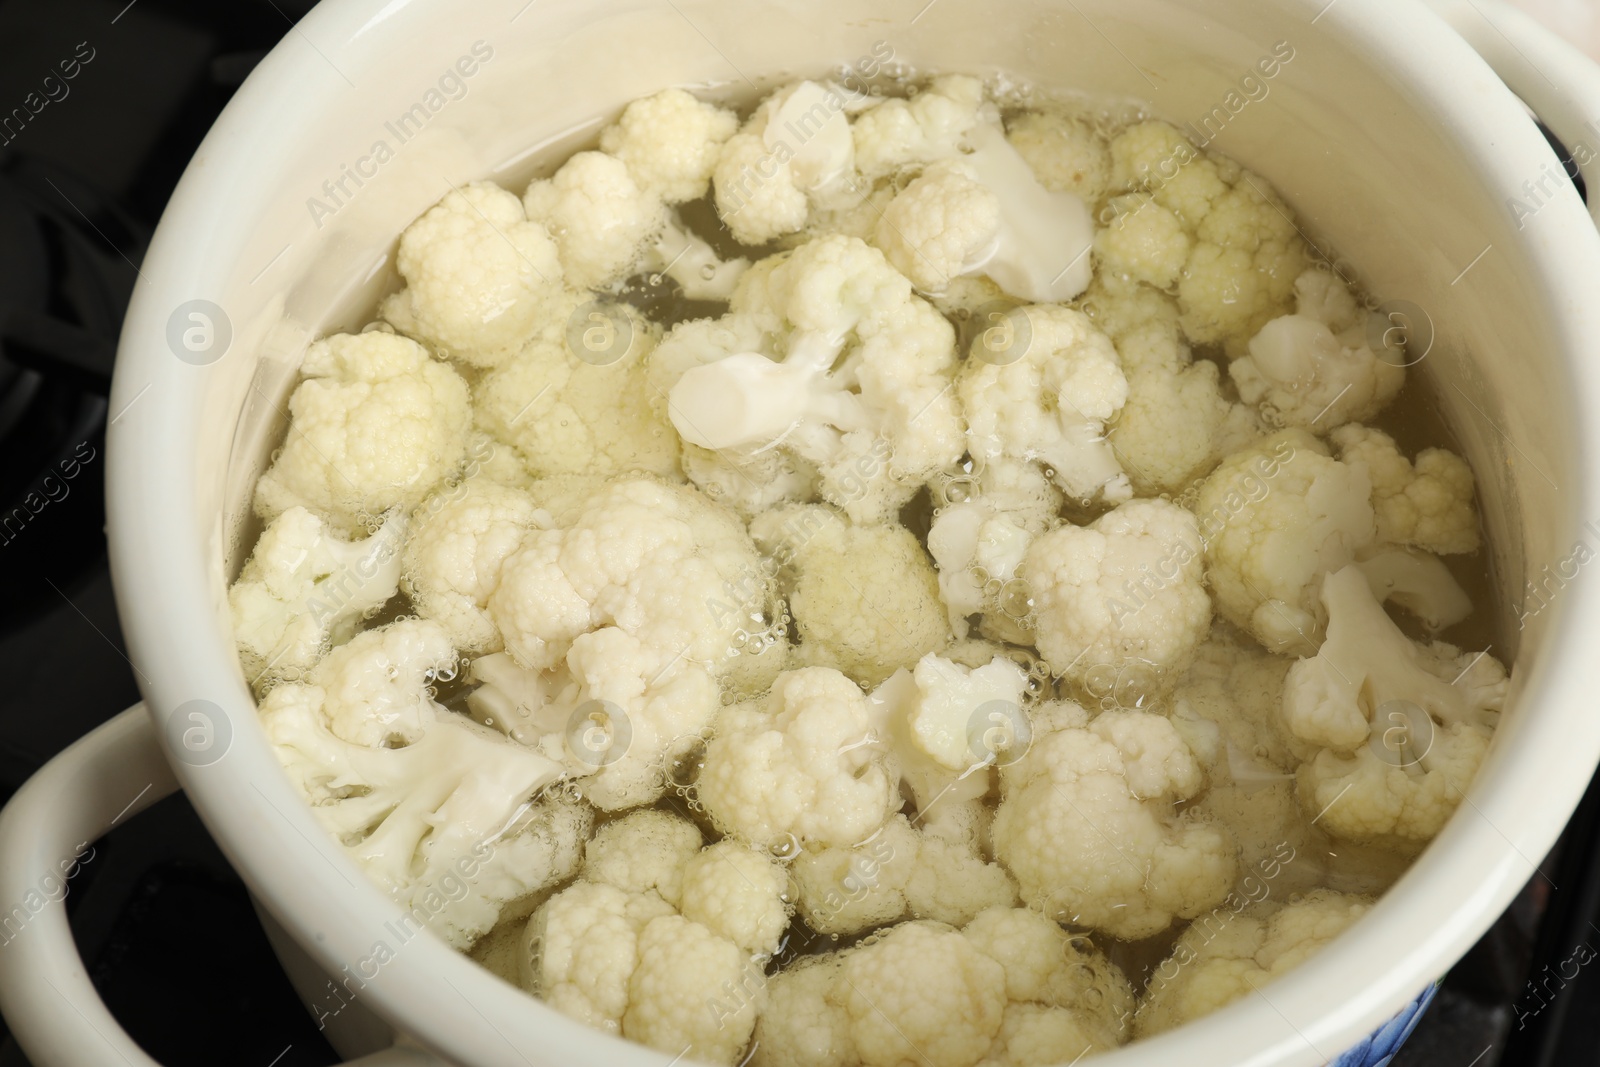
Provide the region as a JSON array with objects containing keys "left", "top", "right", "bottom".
[
  {"left": 1428, "top": 0, "right": 1600, "bottom": 225},
  {"left": 0, "top": 705, "right": 437, "bottom": 1067}
]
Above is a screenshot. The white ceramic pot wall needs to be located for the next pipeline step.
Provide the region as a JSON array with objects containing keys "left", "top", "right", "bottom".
[{"left": 3, "top": 0, "right": 1600, "bottom": 1065}]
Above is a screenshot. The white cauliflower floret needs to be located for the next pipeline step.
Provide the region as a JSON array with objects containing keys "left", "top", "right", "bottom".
[
  {"left": 1230, "top": 270, "right": 1406, "bottom": 431},
  {"left": 835, "top": 921, "right": 1007, "bottom": 1067},
  {"left": 470, "top": 629, "right": 721, "bottom": 811},
  {"left": 471, "top": 300, "right": 679, "bottom": 480},
  {"left": 963, "top": 906, "right": 1134, "bottom": 1032},
  {"left": 678, "top": 839, "right": 793, "bottom": 955},
  {"left": 1196, "top": 429, "right": 1370, "bottom": 655},
  {"left": 259, "top": 622, "right": 567, "bottom": 950},
  {"left": 714, "top": 81, "right": 864, "bottom": 245},
  {"left": 522, "top": 151, "right": 667, "bottom": 290},
  {"left": 380, "top": 181, "right": 565, "bottom": 367},
  {"left": 581, "top": 808, "right": 702, "bottom": 907},
  {"left": 1006, "top": 110, "right": 1112, "bottom": 201},
  {"left": 254, "top": 332, "right": 470, "bottom": 532},
  {"left": 751, "top": 955, "right": 856, "bottom": 1067},
  {"left": 875, "top": 164, "right": 1000, "bottom": 293},
  {"left": 400, "top": 479, "right": 545, "bottom": 654},
  {"left": 599, "top": 88, "right": 739, "bottom": 203},
  {"left": 992, "top": 704, "right": 1236, "bottom": 938},
  {"left": 1108, "top": 318, "right": 1263, "bottom": 494},
  {"left": 698, "top": 667, "right": 898, "bottom": 851},
  {"left": 523, "top": 879, "right": 677, "bottom": 1034},
  {"left": 1106, "top": 121, "right": 1307, "bottom": 352},
  {"left": 927, "top": 460, "right": 1062, "bottom": 638},
  {"left": 792, "top": 813, "right": 1017, "bottom": 936},
  {"left": 303, "top": 617, "right": 457, "bottom": 748},
  {"left": 659, "top": 235, "right": 963, "bottom": 523},
  {"left": 625, "top": 914, "right": 758, "bottom": 1064},
  {"left": 1332, "top": 424, "right": 1480, "bottom": 554},
  {"left": 874, "top": 123, "right": 1095, "bottom": 303},
  {"left": 1094, "top": 193, "right": 1192, "bottom": 289},
  {"left": 487, "top": 475, "right": 773, "bottom": 676},
  {"left": 959, "top": 303, "right": 1131, "bottom": 505},
  {"left": 756, "top": 507, "right": 949, "bottom": 686},
  {"left": 1284, "top": 565, "right": 1507, "bottom": 846},
  {"left": 1136, "top": 890, "right": 1371, "bottom": 1036},
  {"left": 229, "top": 506, "right": 405, "bottom": 684},
  {"left": 1024, "top": 498, "right": 1210, "bottom": 689},
  {"left": 853, "top": 74, "right": 988, "bottom": 177}
]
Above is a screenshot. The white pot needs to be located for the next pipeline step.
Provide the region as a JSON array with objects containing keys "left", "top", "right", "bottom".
[{"left": 2, "top": 0, "right": 1599, "bottom": 1065}]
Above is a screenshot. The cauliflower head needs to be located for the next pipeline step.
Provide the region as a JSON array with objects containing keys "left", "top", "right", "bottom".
[
  {"left": 380, "top": 181, "right": 565, "bottom": 367},
  {"left": 400, "top": 478, "right": 546, "bottom": 654},
  {"left": 1136, "top": 890, "right": 1371, "bottom": 1036},
  {"left": 958, "top": 303, "right": 1132, "bottom": 505},
  {"left": 657, "top": 234, "right": 964, "bottom": 523},
  {"left": 1332, "top": 424, "right": 1480, "bottom": 555},
  {"left": 600, "top": 88, "right": 739, "bottom": 203},
  {"left": 523, "top": 151, "right": 667, "bottom": 290},
  {"left": 697, "top": 667, "right": 898, "bottom": 851},
  {"left": 229, "top": 505, "right": 405, "bottom": 685},
  {"left": 254, "top": 331, "right": 471, "bottom": 533},
  {"left": 1025, "top": 498, "right": 1211, "bottom": 690},
  {"left": 471, "top": 299, "right": 680, "bottom": 480},
  {"left": 1283, "top": 564, "right": 1507, "bottom": 846},
  {"left": 992, "top": 704, "right": 1236, "bottom": 938},
  {"left": 1230, "top": 269, "right": 1406, "bottom": 432}
]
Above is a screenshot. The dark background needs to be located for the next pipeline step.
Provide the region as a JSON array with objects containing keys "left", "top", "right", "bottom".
[{"left": 0, "top": 0, "right": 1595, "bottom": 1064}]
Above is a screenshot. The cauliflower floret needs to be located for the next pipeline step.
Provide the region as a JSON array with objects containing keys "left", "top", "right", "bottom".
[
  {"left": 1172, "top": 626, "right": 1413, "bottom": 898},
  {"left": 1230, "top": 270, "right": 1406, "bottom": 431},
  {"left": 751, "top": 507, "right": 949, "bottom": 686},
  {"left": 471, "top": 300, "right": 680, "bottom": 480},
  {"left": 959, "top": 303, "right": 1131, "bottom": 505},
  {"left": 1024, "top": 498, "right": 1211, "bottom": 690},
  {"left": 874, "top": 122, "right": 1096, "bottom": 303},
  {"left": 254, "top": 332, "right": 471, "bottom": 532},
  {"left": 625, "top": 914, "right": 758, "bottom": 1064},
  {"left": 1196, "top": 429, "right": 1370, "bottom": 655},
  {"left": 852, "top": 74, "right": 988, "bottom": 177},
  {"left": 487, "top": 475, "right": 773, "bottom": 676},
  {"left": 523, "top": 879, "right": 677, "bottom": 1034},
  {"left": 581, "top": 808, "right": 702, "bottom": 907},
  {"left": 698, "top": 667, "right": 898, "bottom": 851},
  {"left": 1006, "top": 110, "right": 1112, "bottom": 201},
  {"left": 1136, "top": 890, "right": 1371, "bottom": 1036},
  {"left": 1094, "top": 193, "right": 1192, "bottom": 289},
  {"left": 259, "top": 623, "right": 568, "bottom": 950},
  {"left": 835, "top": 921, "right": 1007, "bottom": 1067},
  {"left": 229, "top": 506, "right": 405, "bottom": 684},
  {"left": 751, "top": 955, "right": 857, "bottom": 1067},
  {"left": 522, "top": 151, "right": 667, "bottom": 290},
  {"left": 303, "top": 617, "right": 457, "bottom": 747},
  {"left": 400, "top": 479, "right": 546, "bottom": 654},
  {"left": 927, "top": 464, "right": 1059, "bottom": 638},
  {"left": 678, "top": 838, "right": 793, "bottom": 955},
  {"left": 1332, "top": 424, "right": 1480, "bottom": 554},
  {"left": 658, "top": 235, "right": 964, "bottom": 524},
  {"left": 714, "top": 81, "right": 865, "bottom": 245},
  {"left": 1108, "top": 320, "right": 1263, "bottom": 494},
  {"left": 792, "top": 814, "right": 1017, "bottom": 936},
  {"left": 1284, "top": 564, "right": 1507, "bottom": 846},
  {"left": 379, "top": 181, "right": 565, "bottom": 367},
  {"left": 875, "top": 164, "right": 1000, "bottom": 292},
  {"left": 963, "top": 906, "right": 1134, "bottom": 1034},
  {"left": 1105, "top": 121, "right": 1307, "bottom": 352},
  {"left": 599, "top": 88, "right": 739, "bottom": 203},
  {"left": 992, "top": 704, "right": 1236, "bottom": 938}
]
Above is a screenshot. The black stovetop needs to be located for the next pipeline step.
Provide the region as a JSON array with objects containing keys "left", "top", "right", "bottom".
[{"left": 0, "top": 1, "right": 1593, "bottom": 1064}]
